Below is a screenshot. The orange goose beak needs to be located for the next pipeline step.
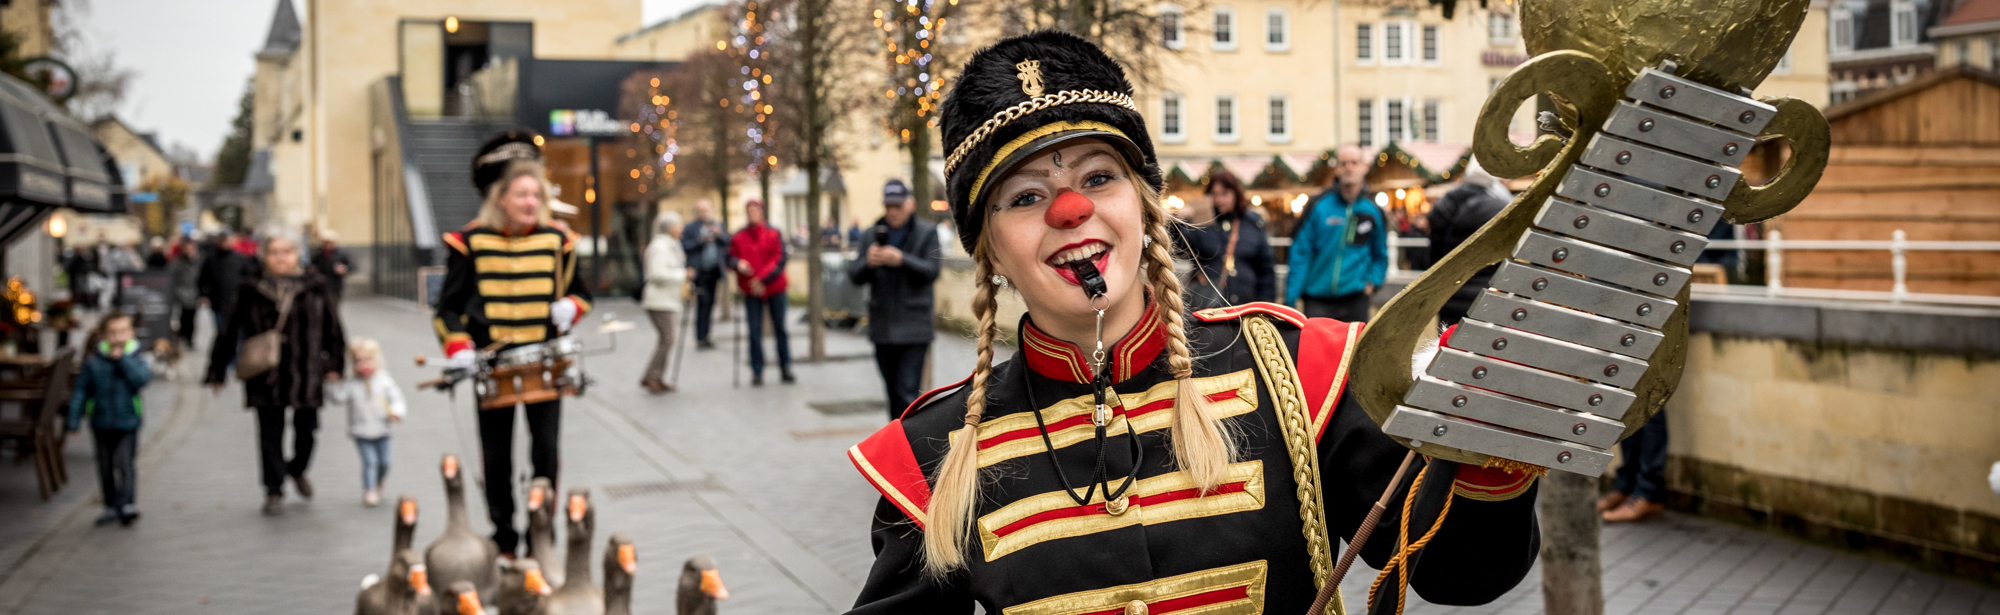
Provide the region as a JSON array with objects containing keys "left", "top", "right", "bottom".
[
  {"left": 568, "top": 495, "right": 587, "bottom": 522},
  {"left": 525, "top": 568, "right": 552, "bottom": 596},
  {"left": 399, "top": 500, "right": 418, "bottom": 525},
  {"left": 408, "top": 565, "right": 430, "bottom": 594},
  {"left": 442, "top": 455, "right": 459, "bottom": 479},
  {"left": 456, "top": 590, "right": 482, "bottom": 615},
  {"left": 700, "top": 569, "right": 729, "bottom": 601},
  {"left": 617, "top": 544, "right": 637, "bottom": 575},
  {"left": 528, "top": 487, "right": 545, "bottom": 510}
]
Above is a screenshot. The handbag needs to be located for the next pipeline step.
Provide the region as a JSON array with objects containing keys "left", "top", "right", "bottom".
[{"left": 236, "top": 289, "right": 296, "bottom": 381}]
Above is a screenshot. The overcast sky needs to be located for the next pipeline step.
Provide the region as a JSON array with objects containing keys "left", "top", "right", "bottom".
[{"left": 81, "top": 0, "right": 703, "bottom": 160}]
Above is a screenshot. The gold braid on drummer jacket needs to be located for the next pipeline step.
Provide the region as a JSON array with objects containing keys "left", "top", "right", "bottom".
[
  {"left": 432, "top": 225, "right": 592, "bottom": 355},
  {"left": 845, "top": 302, "right": 1542, "bottom": 615}
]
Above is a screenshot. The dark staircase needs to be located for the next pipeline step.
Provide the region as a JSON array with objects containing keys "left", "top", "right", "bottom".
[{"left": 406, "top": 118, "right": 510, "bottom": 235}]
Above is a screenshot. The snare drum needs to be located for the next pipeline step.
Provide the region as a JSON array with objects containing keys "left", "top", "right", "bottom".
[{"left": 473, "top": 337, "right": 584, "bottom": 410}]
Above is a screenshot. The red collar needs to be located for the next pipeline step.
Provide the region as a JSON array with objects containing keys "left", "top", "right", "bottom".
[{"left": 1019, "top": 299, "right": 1167, "bottom": 384}]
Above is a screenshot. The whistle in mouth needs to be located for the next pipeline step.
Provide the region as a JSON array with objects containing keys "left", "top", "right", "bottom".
[{"left": 1068, "top": 259, "right": 1108, "bottom": 300}]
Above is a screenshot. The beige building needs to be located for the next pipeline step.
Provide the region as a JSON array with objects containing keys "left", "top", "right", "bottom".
[
  {"left": 1931, "top": 0, "right": 2000, "bottom": 69},
  {"left": 90, "top": 117, "right": 174, "bottom": 189}
]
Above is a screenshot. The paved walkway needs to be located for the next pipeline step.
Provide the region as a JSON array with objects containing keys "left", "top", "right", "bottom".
[{"left": 0, "top": 296, "right": 1993, "bottom": 614}]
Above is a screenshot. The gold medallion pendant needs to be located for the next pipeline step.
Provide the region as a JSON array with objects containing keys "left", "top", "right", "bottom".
[{"left": 1349, "top": 0, "right": 1832, "bottom": 473}]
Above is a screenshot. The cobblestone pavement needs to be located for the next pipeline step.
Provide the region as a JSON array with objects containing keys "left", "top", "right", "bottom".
[{"left": 1, "top": 296, "right": 1994, "bottom": 614}]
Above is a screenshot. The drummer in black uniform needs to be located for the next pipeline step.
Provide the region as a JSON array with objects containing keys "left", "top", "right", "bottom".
[
  {"left": 845, "top": 32, "right": 1542, "bottom": 615},
  {"left": 432, "top": 131, "right": 592, "bottom": 555}
]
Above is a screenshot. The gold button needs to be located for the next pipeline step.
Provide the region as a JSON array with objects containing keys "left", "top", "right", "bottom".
[
  {"left": 1123, "top": 600, "right": 1148, "bottom": 615},
  {"left": 1105, "top": 495, "right": 1131, "bottom": 516}
]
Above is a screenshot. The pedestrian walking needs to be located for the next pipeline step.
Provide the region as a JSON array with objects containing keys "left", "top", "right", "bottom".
[
  {"left": 730, "top": 198, "right": 794, "bottom": 386},
  {"left": 203, "top": 234, "right": 349, "bottom": 516},
  {"left": 327, "top": 338, "right": 405, "bottom": 507},
  {"left": 431, "top": 130, "right": 592, "bottom": 555},
  {"left": 65, "top": 311, "right": 150, "bottom": 527},
  {"left": 313, "top": 229, "right": 354, "bottom": 301},
  {"left": 167, "top": 236, "right": 202, "bottom": 346},
  {"left": 197, "top": 233, "right": 248, "bottom": 331},
  {"left": 1426, "top": 161, "right": 1512, "bottom": 328},
  {"left": 1601, "top": 409, "right": 1669, "bottom": 522},
  {"left": 682, "top": 199, "right": 729, "bottom": 351},
  {"left": 848, "top": 179, "right": 942, "bottom": 419},
  {"left": 63, "top": 245, "right": 97, "bottom": 309},
  {"left": 1173, "top": 170, "right": 1276, "bottom": 309},
  {"left": 641, "top": 211, "right": 688, "bottom": 394},
  {"left": 1284, "top": 144, "right": 1388, "bottom": 323}
]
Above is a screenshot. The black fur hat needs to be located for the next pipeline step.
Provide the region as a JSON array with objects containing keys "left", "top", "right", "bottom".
[
  {"left": 939, "top": 31, "right": 1161, "bottom": 255},
  {"left": 471, "top": 129, "right": 544, "bottom": 198}
]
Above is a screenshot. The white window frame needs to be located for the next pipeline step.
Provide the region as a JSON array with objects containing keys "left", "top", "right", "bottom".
[
  {"left": 1386, "top": 98, "right": 1406, "bottom": 143},
  {"left": 1357, "top": 98, "right": 1375, "bottom": 148},
  {"left": 1356, "top": 23, "right": 1374, "bottom": 64},
  {"left": 1214, "top": 93, "right": 1239, "bottom": 143},
  {"left": 1832, "top": 7, "right": 1854, "bottom": 54},
  {"left": 1421, "top": 99, "right": 1439, "bottom": 141},
  {"left": 1892, "top": 0, "right": 1917, "bottom": 48},
  {"left": 1383, "top": 21, "right": 1410, "bottom": 65},
  {"left": 1421, "top": 24, "right": 1440, "bottom": 65},
  {"left": 1160, "top": 91, "right": 1186, "bottom": 143},
  {"left": 1265, "top": 8, "right": 1290, "bottom": 52},
  {"left": 1160, "top": 5, "right": 1185, "bottom": 50},
  {"left": 1487, "top": 11, "right": 1517, "bottom": 44},
  {"left": 1212, "top": 6, "right": 1238, "bottom": 51},
  {"left": 1267, "top": 94, "right": 1291, "bottom": 143},
  {"left": 1954, "top": 39, "right": 1971, "bottom": 66}
]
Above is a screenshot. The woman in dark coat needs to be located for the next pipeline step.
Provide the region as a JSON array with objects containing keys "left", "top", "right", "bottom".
[{"left": 203, "top": 234, "right": 347, "bottom": 516}]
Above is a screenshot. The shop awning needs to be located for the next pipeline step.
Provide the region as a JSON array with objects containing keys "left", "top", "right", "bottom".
[{"left": 0, "top": 71, "right": 125, "bottom": 244}]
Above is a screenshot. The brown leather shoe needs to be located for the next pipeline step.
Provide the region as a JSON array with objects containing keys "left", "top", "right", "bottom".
[
  {"left": 1597, "top": 492, "right": 1629, "bottom": 513},
  {"left": 1602, "top": 498, "right": 1665, "bottom": 523}
]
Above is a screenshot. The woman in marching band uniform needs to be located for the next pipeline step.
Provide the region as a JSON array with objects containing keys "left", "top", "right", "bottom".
[
  {"left": 431, "top": 131, "right": 592, "bottom": 556},
  {"left": 845, "top": 32, "right": 1541, "bottom": 615}
]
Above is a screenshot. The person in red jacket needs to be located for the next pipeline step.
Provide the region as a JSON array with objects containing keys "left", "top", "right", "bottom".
[{"left": 730, "top": 199, "right": 795, "bottom": 385}]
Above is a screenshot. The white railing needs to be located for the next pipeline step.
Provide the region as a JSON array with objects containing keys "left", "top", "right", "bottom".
[{"left": 1268, "top": 232, "right": 2000, "bottom": 308}]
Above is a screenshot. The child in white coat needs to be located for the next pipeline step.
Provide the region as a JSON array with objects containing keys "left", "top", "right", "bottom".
[{"left": 328, "top": 339, "right": 406, "bottom": 506}]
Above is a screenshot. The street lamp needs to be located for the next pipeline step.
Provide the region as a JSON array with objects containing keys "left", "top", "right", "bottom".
[
  {"left": 445, "top": 16, "right": 459, "bottom": 33},
  {"left": 45, "top": 212, "right": 65, "bottom": 239}
]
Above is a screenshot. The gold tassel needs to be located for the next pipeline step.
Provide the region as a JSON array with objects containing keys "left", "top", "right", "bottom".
[
  {"left": 1482, "top": 456, "right": 1550, "bottom": 478},
  {"left": 1366, "top": 457, "right": 1458, "bottom": 615}
]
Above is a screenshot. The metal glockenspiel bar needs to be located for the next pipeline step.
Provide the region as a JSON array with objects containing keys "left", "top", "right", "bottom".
[
  {"left": 1514, "top": 230, "right": 1694, "bottom": 297},
  {"left": 1444, "top": 319, "right": 1650, "bottom": 389},
  {"left": 1556, "top": 167, "right": 1725, "bottom": 235},
  {"left": 1603, "top": 101, "right": 1754, "bottom": 166},
  {"left": 1487, "top": 261, "right": 1679, "bottom": 329},
  {"left": 1403, "top": 377, "right": 1625, "bottom": 449},
  {"left": 1580, "top": 133, "right": 1743, "bottom": 201},
  {"left": 1534, "top": 198, "right": 1712, "bottom": 267},
  {"left": 1425, "top": 347, "right": 1636, "bottom": 418},
  {"left": 1465, "top": 290, "right": 1665, "bottom": 358},
  {"left": 1627, "top": 68, "right": 1778, "bottom": 134},
  {"left": 1383, "top": 406, "right": 1615, "bottom": 476}
]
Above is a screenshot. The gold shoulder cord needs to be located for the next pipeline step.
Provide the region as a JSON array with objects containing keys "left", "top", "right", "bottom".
[{"left": 1243, "top": 315, "right": 1343, "bottom": 615}]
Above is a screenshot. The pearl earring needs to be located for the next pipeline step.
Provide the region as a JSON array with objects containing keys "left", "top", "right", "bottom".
[
  {"left": 1143, "top": 235, "right": 1153, "bottom": 248},
  {"left": 990, "top": 275, "right": 1011, "bottom": 288}
]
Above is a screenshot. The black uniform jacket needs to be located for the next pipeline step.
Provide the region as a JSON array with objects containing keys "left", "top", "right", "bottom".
[
  {"left": 433, "top": 225, "right": 594, "bottom": 355},
  {"left": 848, "top": 216, "right": 944, "bottom": 346},
  {"left": 846, "top": 302, "right": 1540, "bottom": 615}
]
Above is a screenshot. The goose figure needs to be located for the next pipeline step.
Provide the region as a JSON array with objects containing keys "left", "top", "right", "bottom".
[
  {"left": 497, "top": 557, "right": 552, "bottom": 615},
  {"left": 526, "top": 477, "right": 559, "bottom": 583},
  {"left": 424, "top": 454, "right": 499, "bottom": 613},
  {"left": 379, "top": 550, "right": 432, "bottom": 615},
  {"left": 541, "top": 489, "right": 603, "bottom": 615},
  {"left": 357, "top": 497, "right": 421, "bottom": 615},
  {"left": 675, "top": 556, "right": 728, "bottom": 615},
  {"left": 603, "top": 533, "right": 636, "bottom": 615}
]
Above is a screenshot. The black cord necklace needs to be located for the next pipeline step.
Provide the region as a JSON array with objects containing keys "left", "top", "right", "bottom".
[{"left": 1020, "top": 305, "right": 1145, "bottom": 509}]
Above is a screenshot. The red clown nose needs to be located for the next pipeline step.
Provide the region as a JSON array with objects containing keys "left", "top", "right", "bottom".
[{"left": 1045, "top": 189, "right": 1095, "bottom": 230}]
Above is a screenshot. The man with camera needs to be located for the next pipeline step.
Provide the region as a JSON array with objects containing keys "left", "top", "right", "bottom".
[{"left": 848, "top": 179, "right": 942, "bottom": 419}]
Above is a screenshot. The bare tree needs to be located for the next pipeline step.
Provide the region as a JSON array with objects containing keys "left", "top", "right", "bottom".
[
  {"left": 876, "top": 0, "right": 964, "bottom": 210},
  {"left": 766, "top": 0, "right": 873, "bottom": 361},
  {"left": 970, "top": 0, "right": 1201, "bottom": 89},
  {"left": 665, "top": 49, "right": 755, "bottom": 230}
]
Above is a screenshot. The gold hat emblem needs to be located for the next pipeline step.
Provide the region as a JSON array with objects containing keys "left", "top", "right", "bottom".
[{"left": 1015, "top": 60, "right": 1044, "bottom": 98}]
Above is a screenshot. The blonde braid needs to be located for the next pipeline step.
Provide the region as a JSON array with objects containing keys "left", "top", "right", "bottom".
[
  {"left": 1142, "top": 187, "right": 1239, "bottom": 492},
  {"left": 921, "top": 242, "right": 1001, "bottom": 575}
]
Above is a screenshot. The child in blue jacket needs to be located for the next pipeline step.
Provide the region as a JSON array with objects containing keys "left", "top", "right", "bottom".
[{"left": 66, "top": 311, "right": 151, "bottom": 526}]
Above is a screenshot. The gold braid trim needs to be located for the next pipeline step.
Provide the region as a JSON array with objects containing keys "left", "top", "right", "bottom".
[
  {"left": 942, "top": 89, "right": 1139, "bottom": 179},
  {"left": 1242, "top": 316, "right": 1344, "bottom": 615}
]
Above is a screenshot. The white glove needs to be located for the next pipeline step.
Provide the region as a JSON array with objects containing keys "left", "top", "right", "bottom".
[
  {"left": 550, "top": 298, "right": 578, "bottom": 334},
  {"left": 445, "top": 349, "right": 476, "bottom": 372}
]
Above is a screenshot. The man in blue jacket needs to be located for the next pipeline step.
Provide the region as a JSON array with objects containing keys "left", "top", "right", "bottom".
[{"left": 1286, "top": 144, "right": 1388, "bottom": 322}]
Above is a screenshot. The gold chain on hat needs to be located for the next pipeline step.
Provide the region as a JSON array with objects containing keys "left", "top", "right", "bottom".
[{"left": 942, "top": 89, "right": 1139, "bottom": 179}]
